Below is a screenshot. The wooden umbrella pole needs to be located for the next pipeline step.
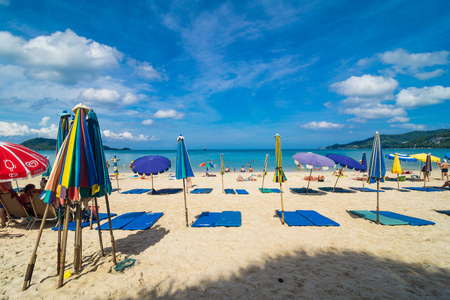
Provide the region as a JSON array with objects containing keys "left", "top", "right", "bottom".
[
  {"left": 104, "top": 193, "right": 116, "bottom": 265},
  {"left": 74, "top": 203, "right": 81, "bottom": 274},
  {"left": 94, "top": 197, "right": 104, "bottom": 256},
  {"left": 116, "top": 176, "right": 120, "bottom": 193},
  {"left": 397, "top": 174, "right": 400, "bottom": 190},
  {"left": 22, "top": 204, "right": 50, "bottom": 291},
  {"left": 183, "top": 179, "right": 188, "bottom": 227},
  {"left": 221, "top": 172, "right": 224, "bottom": 193},
  {"left": 89, "top": 199, "right": 94, "bottom": 229},
  {"left": 58, "top": 201, "right": 71, "bottom": 288},
  {"left": 306, "top": 168, "right": 313, "bottom": 195},
  {"left": 79, "top": 204, "right": 83, "bottom": 273},
  {"left": 56, "top": 203, "right": 63, "bottom": 275},
  {"left": 332, "top": 168, "right": 342, "bottom": 192},
  {"left": 151, "top": 174, "right": 154, "bottom": 191},
  {"left": 280, "top": 182, "right": 285, "bottom": 225},
  {"left": 376, "top": 180, "right": 380, "bottom": 224}
]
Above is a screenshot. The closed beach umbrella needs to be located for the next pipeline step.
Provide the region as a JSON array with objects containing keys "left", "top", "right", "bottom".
[
  {"left": 367, "top": 131, "right": 386, "bottom": 224},
  {"left": 292, "top": 152, "right": 335, "bottom": 194},
  {"left": 274, "top": 134, "right": 287, "bottom": 224},
  {"left": 130, "top": 155, "right": 171, "bottom": 192},
  {"left": 56, "top": 110, "right": 71, "bottom": 156},
  {"left": 176, "top": 134, "right": 194, "bottom": 226},
  {"left": 423, "top": 153, "right": 432, "bottom": 190},
  {"left": 391, "top": 153, "right": 402, "bottom": 190},
  {"left": 361, "top": 152, "right": 367, "bottom": 191},
  {"left": 112, "top": 154, "right": 120, "bottom": 191},
  {"left": 261, "top": 154, "right": 269, "bottom": 190},
  {"left": 326, "top": 154, "right": 366, "bottom": 192}
]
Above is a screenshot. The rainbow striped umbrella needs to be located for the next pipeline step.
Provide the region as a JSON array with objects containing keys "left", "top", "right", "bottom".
[
  {"left": 367, "top": 131, "right": 386, "bottom": 224},
  {"left": 273, "top": 134, "right": 286, "bottom": 224},
  {"left": 56, "top": 110, "right": 71, "bottom": 156},
  {"left": 176, "top": 134, "right": 194, "bottom": 226},
  {"left": 423, "top": 153, "right": 432, "bottom": 190}
]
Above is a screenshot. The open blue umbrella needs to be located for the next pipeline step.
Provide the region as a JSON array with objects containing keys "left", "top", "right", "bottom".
[
  {"left": 326, "top": 154, "right": 366, "bottom": 191},
  {"left": 176, "top": 134, "right": 194, "bottom": 226},
  {"left": 293, "top": 152, "right": 335, "bottom": 194},
  {"left": 385, "top": 153, "right": 417, "bottom": 162},
  {"left": 445, "top": 153, "right": 450, "bottom": 160},
  {"left": 130, "top": 155, "right": 171, "bottom": 193},
  {"left": 367, "top": 131, "right": 386, "bottom": 224}
]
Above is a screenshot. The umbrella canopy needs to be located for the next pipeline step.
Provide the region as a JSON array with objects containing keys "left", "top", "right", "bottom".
[
  {"left": 131, "top": 155, "right": 171, "bottom": 175},
  {"left": 385, "top": 153, "right": 417, "bottom": 162},
  {"left": 361, "top": 153, "right": 367, "bottom": 169},
  {"left": 424, "top": 153, "right": 432, "bottom": 172},
  {"left": 56, "top": 110, "right": 71, "bottom": 156},
  {"left": 411, "top": 153, "right": 440, "bottom": 163},
  {"left": 391, "top": 154, "right": 402, "bottom": 174},
  {"left": 87, "top": 109, "right": 112, "bottom": 197},
  {"left": 0, "top": 142, "right": 49, "bottom": 182},
  {"left": 274, "top": 134, "right": 286, "bottom": 224},
  {"left": 326, "top": 154, "right": 366, "bottom": 171},
  {"left": 293, "top": 152, "right": 335, "bottom": 168},
  {"left": 367, "top": 132, "right": 386, "bottom": 224},
  {"left": 199, "top": 162, "right": 214, "bottom": 168},
  {"left": 446, "top": 153, "right": 450, "bottom": 160},
  {"left": 176, "top": 135, "right": 194, "bottom": 179}
]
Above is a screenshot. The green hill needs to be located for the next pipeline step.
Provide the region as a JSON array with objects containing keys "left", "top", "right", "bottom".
[
  {"left": 326, "top": 129, "right": 450, "bottom": 149},
  {"left": 21, "top": 138, "right": 130, "bottom": 151}
]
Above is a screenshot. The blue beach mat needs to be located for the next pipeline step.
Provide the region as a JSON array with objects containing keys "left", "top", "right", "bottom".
[
  {"left": 152, "top": 188, "right": 182, "bottom": 195},
  {"left": 191, "top": 212, "right": 221, "bottom": 227},
  {"left": 224, "top": 189, "right": 236, "bottom": 194},
  {"left": 296, "top": 210, "right": 340, "bottom": 226},
  {"left": 290, "top": 188, "right": 320, "bottom": 194},
  {"left": 403, "top": 187, "right": 444, "bottom": 192},
  {"left": 190, "top": 188, "right": 203, "bottom": 194},
  {"left": 215, "top": 211, "right": 241, "bottom": 227},
  {"left": 51, "top": 213, "right": 117, "bottom": 231},
  {"left": 97, "top": 212, "right": 146, "bottom": 230},
  {"left": 276, "top": 210, "right": 314, "bottom": 226},
  {"left": 349, "top": 187, "right": 384, "bottom": 192},
  {"left": 318, "top": 187, "right": 355, "bottom": 193},
  {"left": 380, "top": 187, "right": 410, "bottom": 192},
  {"left": 259, "top": 188, "right": 273, "bottom": 193},
  {"left": 435, "top": 210, "right": 450, "bottom": 216},
  {"left": 349, "top": 210, "right": 408, "bottom": 225},
  {"left": 122, "top": 212, "right": 164, "bottom": 230},
  {"left": 190, "top": 188, "right": 213, "bottom": 194},
  {"left": 121, "top": 189, "right": 152, "bottom": 194},
  {"left": 235, "top": 189, "right": 249, "bottom": 195},
  {"left": 370, "top": 211, "right": 435, "bottom": 226}
]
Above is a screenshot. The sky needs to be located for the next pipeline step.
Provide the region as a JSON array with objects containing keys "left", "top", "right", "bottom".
[{"left": 0, "top": 0, "right": 449, "bottom": 150}]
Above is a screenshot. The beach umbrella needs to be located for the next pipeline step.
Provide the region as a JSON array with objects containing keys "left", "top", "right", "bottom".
[
  {"left": 326, "top": 154, "right": 366, "bottom": 192},
  {"left": 56, "top": 110, "right": 71, "bottom": 155},
  {"left": 292, "top": 152, "right": 334, "bottom": 194},
  {"left": 391, "top": 153, "right": 403, "bottom": 190},
  {"left": 274, "top": 134, "right": 287, "bottom": 224},
  {"left": 130, "top": 155, "right": 171, "bottom": 192},
  {"left": 446, "top": 153, "right": 450, "bottom": 160},
  {"left": 0, "top": 142, "right": 49, "bottom": 182},
  {"left": 220, "top": 154, "right": 224, "bottom": 193},
  {"left": 42, "top": 157, "right": 52, "bottom": 178},
  {"left": 361, "top": 152, "right": 367, "bottom": 191},
  {"left": 261, "top": 154, "right": 269, "bottom": 190},
  {"left": 199, "top": 162, "right": 214, "bottom": 175},
  {"left": 423, "top": 153, "right": 432, "bottom": 190},
  {"left": 385, "top": 153, "right": 417, "bottom": 162},
  {"left": 112, "top": 154, "right": 120, "bottom": 191},
  {"left": 367, "top": 131, "right": 386, "bottom": 224},
  {"left": 411, "top": 153, "right": 439, "bottom": 179},
  {"left": 176, "top": 134, "right": 194, "bottom": 227}
]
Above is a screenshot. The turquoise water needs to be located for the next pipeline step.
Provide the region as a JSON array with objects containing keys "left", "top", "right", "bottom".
[{"left": 38, "top": 148, "right": 450, "bottom": 174}]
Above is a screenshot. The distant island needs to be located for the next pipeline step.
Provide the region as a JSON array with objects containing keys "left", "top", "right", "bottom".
[
  {"left": 21, "top": 137, "right": 131, "bottom": 151},
  {"left": 326, "top": 129, "right": 450, "bottom": 149}
]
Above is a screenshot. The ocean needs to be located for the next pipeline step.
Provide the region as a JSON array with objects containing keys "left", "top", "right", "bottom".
[{"left": 37, "top": 148, "right": 450, "bottom": 174}]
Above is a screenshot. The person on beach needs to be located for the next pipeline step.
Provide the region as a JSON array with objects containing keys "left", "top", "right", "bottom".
[
  {"left": 19, "top": 184, "right": 36, "bottom": 216},
  {"left": 240, "top": 166, "right": 245, "bottom": 172},
  {"left": 437, "top": 159, "right": 449, "bottom": 181},
  {"left": 248, "top": 166, "right": 253, "bottom": 172},
  {"left": 422, "top": 166, "right": 430, "bottom": 182},
  {"left": 225, "top": 166, "right": 230, "bottom": 172}
]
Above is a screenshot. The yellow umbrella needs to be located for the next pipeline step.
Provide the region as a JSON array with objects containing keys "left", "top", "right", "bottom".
[
  {"left": 391, "top": 153, "right": 402, "bottom": 190},
  {"left": 410, "top": 153, "right": 440, "bottom": 163}
]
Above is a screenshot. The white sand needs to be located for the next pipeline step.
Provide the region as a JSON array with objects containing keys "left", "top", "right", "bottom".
[{"left": 1, "top": 171, "right": 450, "bottom": 299}]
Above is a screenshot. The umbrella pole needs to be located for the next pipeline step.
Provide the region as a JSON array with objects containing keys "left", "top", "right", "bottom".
[
  {"left": 222, "top": 172, "right": 224, "bottom": 193},
  {"left": 89, "top": 199, "right": 94, "bottom": 230},
  {"left": 280, "top": 182, "right": 285, "bottom": 225},
  {"left": 261, "top": 173, "right": 266, "bottom": 190},
  {"left": 15, "top": 180, "right": 19, "bottom": 191},
  {"left": 22, "top": 204, "right": 50, "bottom": 291},
  {"left": 183, "top": 179, "right": 189, "bottom": 227},
  {"left": 332, "top": 168, "right": 342, "bottom": 192},
  {"left": 151, "top": 174, "right": 154, "bottom": 191},
  {"left": 94, "top": 197, "right": 104, "bottom": 256},
  {"left": 116, "top": 176, "right": 120, "bottom": 193},
  {"left": 363, "top": 172, "right": 365, "bottom": 191},
  {"left": 58, "top": 201, "right": 71, "bottom": 288},
  {"left": 397, "top": 174, "right": 400, "bottom": 190},
  {"left": 74, "top": 203, "right": 81, "bottom": 274},
  {"left": 419, "top": 162, "right": 423, "bottom": 179},
  {"left": 376, "top": 180, "right": 380, "bottom": 224},
  {"left": 104, "top": 194, "right": 117, "bottom": 264},
  {"left": 56, "top": 203, "right": 63, "bottom": 275},
  {"left": 306, "top": 169, "right": 313, "bottom": 195}
]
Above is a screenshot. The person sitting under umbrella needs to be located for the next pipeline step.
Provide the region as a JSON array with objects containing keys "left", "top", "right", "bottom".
[{"left": 18, "top": 184, "right": 36, "bottom": 216}]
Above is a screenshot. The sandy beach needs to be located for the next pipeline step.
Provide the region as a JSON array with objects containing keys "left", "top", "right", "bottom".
[{"left": 1, "top": 170, "right": 449, "bottom": 299}]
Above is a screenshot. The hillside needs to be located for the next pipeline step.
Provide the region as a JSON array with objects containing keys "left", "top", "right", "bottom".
[
  {"left": 21, "top": 138, "right": 130, "bottom": 151},
  {"left": 326, "top": 129, "right": 450, "bottom": 149}
]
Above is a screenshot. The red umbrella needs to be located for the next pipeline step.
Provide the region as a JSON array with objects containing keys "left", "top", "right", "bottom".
[{"left": 0, "top": 141, "right": 48, "bottom": 182}]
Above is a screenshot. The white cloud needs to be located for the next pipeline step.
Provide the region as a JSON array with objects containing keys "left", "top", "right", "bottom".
[
  {"left": 323, "top": 101, "right": 332, "bottom": 108},
  {"left": 30, "top": 123, "right": 58, "bottom": 138},
  {"left": 0, "top": 121, "right": 57, "bottom": 138},
  {"left": 390, "top": 123, "right": 426, "bottom": 130},
  {"left": 343, "top": 104, "right": 407, "bottom": 119},
  {"left": 331, "top": 75, "right": 398, "bottom": 98},
  {"left": 132, "top": 60, "right": 167, "bottom": 81},
  {"left": 301, "top": 121, "right": 344, "bottom": 130},
  {"left": 0, "top": 29, "right": 124, "bottom": 84},
  {"left": 396, "top": 86, "right": 450, "bottom": 108},
  {"left": 39, "top": 116, "right": 51, "bottom": 126},
  {"left": 123, "top": 92, "right": 138, "bottom": 105},
  {"left": 102, "top": 129, "right": 154, "bottom": 141},
  {"left": 346, "top": 118, "right": 366, "bottom": 123},
  {"left": 80, "top": 88, "right": 121, "bottom": 104},
  {"left": 387, "top": 116, "right": 410, "bottom": 123},
  {"left": 154, "top": 109, "right": 185, "bottom": 119},
  {"left": 141, "top": 119, "right": 154, "bottom": 125}
]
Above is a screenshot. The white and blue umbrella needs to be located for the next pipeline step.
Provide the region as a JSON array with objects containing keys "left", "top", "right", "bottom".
[{"left": 367, "top": 132, "right": 386, "bottom": 224}]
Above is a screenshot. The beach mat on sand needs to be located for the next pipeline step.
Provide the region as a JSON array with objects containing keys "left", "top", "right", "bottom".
[
  {"left": 276, "top": 211, "right": 313, "bottom": 226},
  {"left": 152, "top": 188, "right": 182, "bottom": 195},
  {"left": 370, "top": 211, "right": 435, "bottom": 226},
  {"left": 190, "top": 188, "right": 213, "bottom": 194},
  {"left": 403, "top": 187, "right": 444, "bottom": 192},
  {"left": 215, "top": 211, "right": 241, "bottom": 227},
  {"left": 349, "top": 210, "right": 408, "bottom": 225},
  {"left": 98, "top": 212, "right": 145, "bottom": 230},
  {"left": 121, "top": 189, "right": 152, "bottom": 194},
  {"left": 349, "top": 187, "right": 384, "bottom": 192},
  {"left": 435, "top": 210, "right": 450, "bottom": 216},
  {"left": 235, "top": 189, "right": 249, "bottom": 195},
  {"left": 259, "top": 188, "right": 281, "bottom": 193},
  {"left": 51, "top": 213, "right": 117, "bottom": 231},
  {"left": 318, "top": 187, "right": 355, "bottom": 193},
  {"left": 122, "top": 212, "right": 164, "bottom": 230},
  {"left": 381, "top": 187, "right": 410, "bottom": 192},
  {"left": 296, "top": 210, "right": 340, "bottom": 226},
  {"left": 191, "top": 212, "right": 221, "bottom": 227},
  {"left": 290, "top": 188, "right": 320, "bottom": 194},
  {"left": 224, "top": 189, "right": 236, "bottom": 194}
]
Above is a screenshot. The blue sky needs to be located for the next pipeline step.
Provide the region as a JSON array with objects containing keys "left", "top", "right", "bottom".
[{"left": 0, "top": 0, "right": 449, "bottom": 150}]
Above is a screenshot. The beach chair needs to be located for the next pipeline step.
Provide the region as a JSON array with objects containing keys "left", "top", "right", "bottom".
[
  {"left": 0, "top": 192, "right": 29, "bottom": 227},
  {"left": 28, "top": 189, "right": 57, "bottom": 229}
]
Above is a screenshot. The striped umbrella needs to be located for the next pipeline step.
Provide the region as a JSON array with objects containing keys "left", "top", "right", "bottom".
[
  {"left": 176, "top": 134, "right": 194, "bottom": 226},
  {"left": 391, "top": 153, "right": 402, "bottom": 190},
  {"left": 273, "top": 134, "right": 287, "bottom": 224},
  {"left": 423, "top": 153, "right": 432, "bottom": 190},
  {"left": 112, "top": 154, "right": 120, "bottom": 191},
  {"left": 261, "top": 154, "right": 269, "bottom": 190},
  {"left": 56, "top": 110, "right": 71, "bottom": 156},
  {"left": 367, "top": 131, "right": 386, "bottom": 224}
]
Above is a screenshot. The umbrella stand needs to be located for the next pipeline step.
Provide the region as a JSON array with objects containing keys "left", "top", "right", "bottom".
[
  {"left": 94, "top": 197, "right": 104, "bottom": 256},
  {"left": 397, "top": 174, "right": 400, "bottom": 190},
  {"left": 376, "top": 180, "right": 380, "bottom": 224},
  {"left": 183, "top": 179, "right": 189, "bottom": 227},
  {"left": 104, "top": 194, "right": 117, "bottom": 264},
  {"left": 306, "top": 168, "right": 313, "bottom": 195},
  {"left": 22, "top": 204, "right": 50, "bottom": 291},
  {"left": 280, "top": 182, "right": 285, "bottom": 225},
  {"left": 58, "top": 201, "right": 71, "bottom": 288},
  {"left": 332, "top": 168, "right": 343, "bottom": 192}
]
